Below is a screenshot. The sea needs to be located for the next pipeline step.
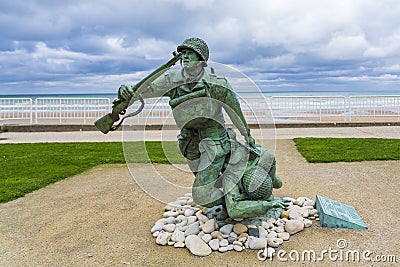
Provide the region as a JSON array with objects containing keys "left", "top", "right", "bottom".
[{"left": 1, "top": 89, "right": 399, "bottom": 101}]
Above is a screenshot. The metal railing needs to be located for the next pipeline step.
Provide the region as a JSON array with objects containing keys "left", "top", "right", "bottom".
[
  {"left": 1, "top": 95, "right": 399, "bottom": 125},
  {"left": 0, "top": 98, "right": 33, "bottom": 124},
  {"left": 270, "top": 96, "right": 347, "bottom": 122},
  {"left": 34, "top": 98, "right": 111, "bottom": 124},
  {"left": 348, "top": 95, "right": 400, "bottom": 122}
]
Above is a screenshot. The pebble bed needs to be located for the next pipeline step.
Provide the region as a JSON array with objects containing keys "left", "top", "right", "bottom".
[{"left": 151, "top": 193, "right": 319, "bottom": 257}]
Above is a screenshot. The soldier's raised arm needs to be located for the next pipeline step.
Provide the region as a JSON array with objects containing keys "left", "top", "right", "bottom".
[{"left": 118, "top": 71, "right": 174, "bottom": 101}]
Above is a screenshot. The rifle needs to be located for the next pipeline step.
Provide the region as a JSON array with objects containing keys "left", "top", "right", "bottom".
[{"left": 95, "top": 51, "right": 182, "bottom": 134}]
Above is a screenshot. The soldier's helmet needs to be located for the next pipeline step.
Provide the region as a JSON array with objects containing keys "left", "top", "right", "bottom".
[
  {"left": 177, "top": 37, "right": 209, "bottom": 62},
  {"left": 242, "top": 166, "right": 273, "bottom": 200}
]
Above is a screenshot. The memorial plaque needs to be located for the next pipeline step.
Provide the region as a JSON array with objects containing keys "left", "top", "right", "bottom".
[{"left": 315, "top": 195, "right": 367, "bottom": 229}]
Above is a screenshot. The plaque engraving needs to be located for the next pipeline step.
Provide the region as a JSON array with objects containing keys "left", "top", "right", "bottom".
[{"left": 315, "top": 195, "right": 367, "bottom": 229}]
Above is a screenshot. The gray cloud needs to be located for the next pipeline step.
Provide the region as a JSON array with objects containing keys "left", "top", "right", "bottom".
[{"left": 0, "top": 0, "right": 399, "bottom": 95}]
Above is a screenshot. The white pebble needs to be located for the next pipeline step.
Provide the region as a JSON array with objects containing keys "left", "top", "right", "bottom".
[
  {"left": 233, "top": 240, "right": 242, "bottom": 246},
  {"left": 219, "top": 224, "right": 234, "bottom": 235},
  {"left": 187, "top": 216, "right": 197, "bottom": 225},
  {"left": 196, "top": 211, "right": 209, "bottom": 223},
  {"left": 176, "top": 219, "right": 187, "bottom": 228},
  {"left": 185, "top": 235, "right": 212, "bottom": 257},
  {"left": 156, "top": 231, "right": 171, "bottom": 245},
  {"left": 295, "top": 197, "right": 310, "bottom": 206},
  {"left": 185, "top": 222, "right": 200, "bottom": 236},
  {"left": 163, "top": 224, "right": 175, "bottom": 233},
  {"left": 184, "top": 209, "right": 196, "bottom": 217},
  {"left": 267, "top": 231, "right": 277, "bottom": 238},
  {"left": 284, "top": 219, "right": 305, "bottom": 235},
  {"left": 220, "top": 239, "right": 229, "bottom": 247},
  {"left": 288, "top": 206, "right": 303, "bottom": 220},
  {"left": 209, "top": 239, "right": 220, "bottom": 251},
  {"left": 303, "top": 218, "right": 313, "bottom": 228},
  {"left": 258, "top": 226, "right": 268, "bottom": 238},
  {"left": 152, "top": 231, "right": 160, "bottom": 238},
  {"left": 201, "top": 234, "right": 212, "bottom": 244},
  {"left": 151, "top": 221, "right": 164, "bottom": 233},
  {"left": 219, "top": 246, "right": 228, "bottom": 252},
  {"left": 201, "top": 219, "right": 217, "bottom": 234},
  {"left": 176, "top": 214, "right": 186, "bottom": 221},
  {"left": 174, "top": 241, "right": 185, "bottom": 248},
  {"left": 261, "top": 221, "right": 270, "bottom": 230},
  {"left": 171, "top": 230, "right": 185, "bottom": 243},
  {"left": 165, "top": 217, "right": 175, "bottom": 224},
  {"left": 234, "top": 245, "right": 243, "bottom": 252},
  {"left": 302, "top": 209, "right": 310, "bottom": 218},
  {"left": 176, "top": 225, "right": 188, "bottom": 232},
  {"left": 276, "top": 226, "right": 285, "bottom": 233},
  {"left": 303, "top": 199, "right": 315, "bottom": 207},
  {"left": 248, "top": 237, "right": 268, "bottom": 250},
  {"left": 309, "top": 209, "right": 318, "bottom": 216}
]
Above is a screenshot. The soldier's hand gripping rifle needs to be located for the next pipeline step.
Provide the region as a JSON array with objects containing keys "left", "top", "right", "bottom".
[{"left": 95, "top": 51, "right": 182, "bottom": 134}]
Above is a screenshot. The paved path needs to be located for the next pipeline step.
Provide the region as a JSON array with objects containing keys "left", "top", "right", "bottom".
[{"left": 1, "top": 126, "right": 399, "bottom": 143}]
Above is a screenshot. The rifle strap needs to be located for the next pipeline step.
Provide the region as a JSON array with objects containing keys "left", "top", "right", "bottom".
[{"left": 110, "top": 95, "right": 145, "bottom": 131}]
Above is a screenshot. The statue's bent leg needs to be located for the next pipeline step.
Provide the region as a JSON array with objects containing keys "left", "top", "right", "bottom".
[
  {"left": 192, "top": 138, "right": 230, "bottom": 207},
  {"left": 192, "top": 160, "right": 225, "bottom": 207}
]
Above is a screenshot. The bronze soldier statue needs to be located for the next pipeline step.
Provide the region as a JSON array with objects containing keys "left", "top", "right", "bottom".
[{"left": 101, "top": 37, "right": 287, "bottom": 219}]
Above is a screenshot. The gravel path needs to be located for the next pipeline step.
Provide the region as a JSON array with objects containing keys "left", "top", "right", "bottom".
[{"left": 0, "top": 139, "right": 399, "bottom": 266}]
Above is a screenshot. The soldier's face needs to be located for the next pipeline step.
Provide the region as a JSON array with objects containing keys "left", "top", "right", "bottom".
[{"left": 181, "top": 49, "right": 201, "bottom": 69}]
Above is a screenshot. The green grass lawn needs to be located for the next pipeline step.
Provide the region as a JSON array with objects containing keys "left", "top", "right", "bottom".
[
  {"left": 0, "top": 141, "right": 185, "bottom": 203},
  {"left": 1, "top": 138, "right": 399, "bottom": 203},
  {"left": 294, "top": 138, "right": 400, "bottom": 163}
]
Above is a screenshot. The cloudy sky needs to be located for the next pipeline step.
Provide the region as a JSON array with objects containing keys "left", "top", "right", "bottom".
[{"left": 1, "top": 0, "right": 399, "bottom": 95}]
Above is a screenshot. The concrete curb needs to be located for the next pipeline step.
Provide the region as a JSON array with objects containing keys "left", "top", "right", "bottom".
[{"left": 1, "top": 122, "right": 399, "bottom": 132}]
